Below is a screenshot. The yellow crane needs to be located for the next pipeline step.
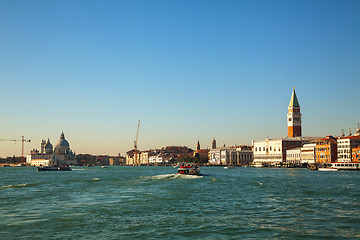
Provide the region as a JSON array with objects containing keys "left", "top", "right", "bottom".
[
  {"left": 134, "top": 120, "right": 140, "bottom": 165},
  {"left": 0, "top": 136, "right": 31, "bottom": 164}
]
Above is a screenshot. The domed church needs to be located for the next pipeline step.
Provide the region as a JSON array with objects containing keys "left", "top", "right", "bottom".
[
  {"left": 52, "top": 132, "right": 76, "bottom": 165},
  {"left": 27, "top": 131, "right": 76, "bottom": 166}
]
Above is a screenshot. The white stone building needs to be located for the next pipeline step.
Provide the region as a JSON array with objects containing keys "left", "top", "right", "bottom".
[
  {"left": 285, "top": 143, "right": 316, "bottom": 165},
  {"left": 286, "top": 147, "right": 301, "bottom": 165},
  {"left": 300, "top": 143, "right": 316, "bottom": 164},
  {"left": 209, "top": 147, "right": 236, "bottom": 165},
  {"left": 252, "top": 137, "right": 302, "bottom": 165},
  {"left": 337, "top": 135, "right": 360, "bottom": 162},
  {"left": 209, "top": 146, "right": 252, "bottom": 165}
]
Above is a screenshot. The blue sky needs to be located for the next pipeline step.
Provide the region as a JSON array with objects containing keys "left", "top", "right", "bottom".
[{"left": 0, "top": 0, "right": 359, "bottom": 157}]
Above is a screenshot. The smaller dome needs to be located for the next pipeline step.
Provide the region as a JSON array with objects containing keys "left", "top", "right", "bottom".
[{"left": 45, "top": 139, "right": 53, "bottom": 149}]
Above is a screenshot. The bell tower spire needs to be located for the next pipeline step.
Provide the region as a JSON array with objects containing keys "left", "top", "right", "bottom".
[
  {"left": 287, "top": 87, "right": 302, "bottom": 137},
  {"left": 212, "top": 138, "right": 216, "bottom": 149}
]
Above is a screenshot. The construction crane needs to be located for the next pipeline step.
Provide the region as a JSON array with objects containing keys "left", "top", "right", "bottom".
[
  {"left": 0, "top": 136, "right": 31, "bottom": 164},
  {"left": 134, "top": 120, "right": 140, "bottom": 165}
]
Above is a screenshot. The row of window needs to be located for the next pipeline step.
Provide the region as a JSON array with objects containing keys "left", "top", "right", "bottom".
[
  {"left": 338, "top": 149, "right": 351, "bottom": 153},
  {"left": 254, "top": 147, "right": 281, "bottom": 152},
  {"left": 317, "top": 147, "right": 329, "bottom": 152},
  {"left": 334, "top": 163, "right": 359, "bottom": 167}
]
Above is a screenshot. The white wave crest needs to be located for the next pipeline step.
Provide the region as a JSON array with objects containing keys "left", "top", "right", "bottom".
[
  {"left": 145, "top": 174, "right": 176, "bottom": 179},
  {"left": 0, "top": 183, "right": 28, "bottom": 189},
  {"left": 174, "top": 174, "right": 203, "bottom": 179}
]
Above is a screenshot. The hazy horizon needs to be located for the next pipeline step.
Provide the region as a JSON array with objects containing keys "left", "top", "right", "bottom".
[{"left": 1, "top": 0, "right": 359, "bottom": 157}]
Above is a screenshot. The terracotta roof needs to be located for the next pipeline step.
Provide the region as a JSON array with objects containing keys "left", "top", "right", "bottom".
[
  {"left": 340, "top": 135, "right": 360, "bottom": 140},
  {"left": 196, "top": 149, "right": 209, "bottom": 153}
]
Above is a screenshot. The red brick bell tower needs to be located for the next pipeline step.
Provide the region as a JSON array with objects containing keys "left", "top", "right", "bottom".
[{"left": 287, "top": 87, "right": 302, "bottom": 137}]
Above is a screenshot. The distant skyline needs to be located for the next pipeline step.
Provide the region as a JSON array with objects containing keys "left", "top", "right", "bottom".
[{"left": 1, "top": 0, "right": 359, "bottom": 157}]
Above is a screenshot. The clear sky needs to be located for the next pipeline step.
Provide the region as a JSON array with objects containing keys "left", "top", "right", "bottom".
[{"left": 0, "top": 0, "right": 359, "bottom": 157}]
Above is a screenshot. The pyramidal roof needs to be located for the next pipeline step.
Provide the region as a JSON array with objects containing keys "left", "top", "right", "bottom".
[{"left": 289, "top": 87, "right": 300, "bottom": 108}]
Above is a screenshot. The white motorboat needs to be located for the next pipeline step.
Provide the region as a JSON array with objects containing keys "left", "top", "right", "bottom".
[{"left": 177, "top": 165, "right": 200, "bottom": 175}]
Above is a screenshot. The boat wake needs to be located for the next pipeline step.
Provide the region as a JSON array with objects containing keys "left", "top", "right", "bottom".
[
  {"left": 145, "top": 174, "right": 176, "bottom": 179},
  {"left": 144, "top": 174, "right": 203, "bottom": 180},
  {"left": 174, "top": 173, "right": 203, "bottom": 179}
]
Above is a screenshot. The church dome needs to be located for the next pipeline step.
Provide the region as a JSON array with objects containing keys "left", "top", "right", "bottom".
[{"left": 55, "top": 132, "right": 70, "bottom": 149}]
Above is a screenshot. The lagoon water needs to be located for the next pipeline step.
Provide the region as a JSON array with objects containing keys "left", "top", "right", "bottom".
[{"left": 0, "top": 166, "right": 359, "bottom": 239}]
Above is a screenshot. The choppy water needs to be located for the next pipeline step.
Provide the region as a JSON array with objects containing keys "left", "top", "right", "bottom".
[{"left": 0, "top": 166, "right": 359, "bottom": 239}]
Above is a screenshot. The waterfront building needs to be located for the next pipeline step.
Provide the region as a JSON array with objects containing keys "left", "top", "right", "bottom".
[
  {"left": 253, "top": 137, "right": 302, "bottom": 165},
  {"left": 208, "top": 145, "right": 253, "bottom": 165},
  {"left": 126, "top": 149, "right": 136, "bottom": 165},
  {"left": 315, "top": 136, "right": 337, "bottom": 164},
  {"left": 27, "top": 132, "right": 76, "bottom": 166},
  {"left": 209, "top": 147, "right": 236, "bottom": 165},
  {"left": 236, "top": 145, "right": 253, "bottom": 165},
  {"left": 285, "top": 143, "right": 316, "bottom": 165},
  {"left": 287, "top": 87, "right": 302, "bottom": 138},
  {"left": 140, "top": 151, "right": 150, "bottom": 165},
  {"left": 93, "top": 155, "right": 109, "bottom": 165},
  {"left": 109, "top": 157, "right": 119, "bottom": 166},
  {"left": 300, "top": 143, "right": 316, "bottom": 164},
  {"left": 352, "top": 146, "right": 360, "bottom": 162},
  {"left": 26, "top": 139, "right": 53, "bottom": 166},
  {"left": 76, "top": 154, "right": 98, "bottom": 166},
  {"left": 253, "top": 137, "right": 320, "bottom": 165},
  {"left": 26, "top": 150, "right": 52, "bottom": 166},
  {"left": 126, "top": 149, "right": 148, "bottom": 165},
  {"left": 208, "top": 148, "right": 221, "bottom": 165},
  {"left": 337, "top": 135, "right": 360, "bottom": 162},
  {"left": 286, "top": 147, "right": 301, "bottom": 165},
  {"left": 148, "top": 152, "right": 159, "bottom": 165}
]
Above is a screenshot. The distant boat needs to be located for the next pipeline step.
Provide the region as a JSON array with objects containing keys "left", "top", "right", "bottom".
[
  {"left": 253, "top": 163, "right": 263, "bottom": 168},
  {"left": 224, "top": 166, "right": 234, "bottom": 169},
  {"left": 330, "top": 162, "right": 360, "bottom": 171}
]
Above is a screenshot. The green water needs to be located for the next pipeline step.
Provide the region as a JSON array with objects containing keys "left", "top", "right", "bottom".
[{"left": 0, "top": 166, "right": 359, "bottom": 239}]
